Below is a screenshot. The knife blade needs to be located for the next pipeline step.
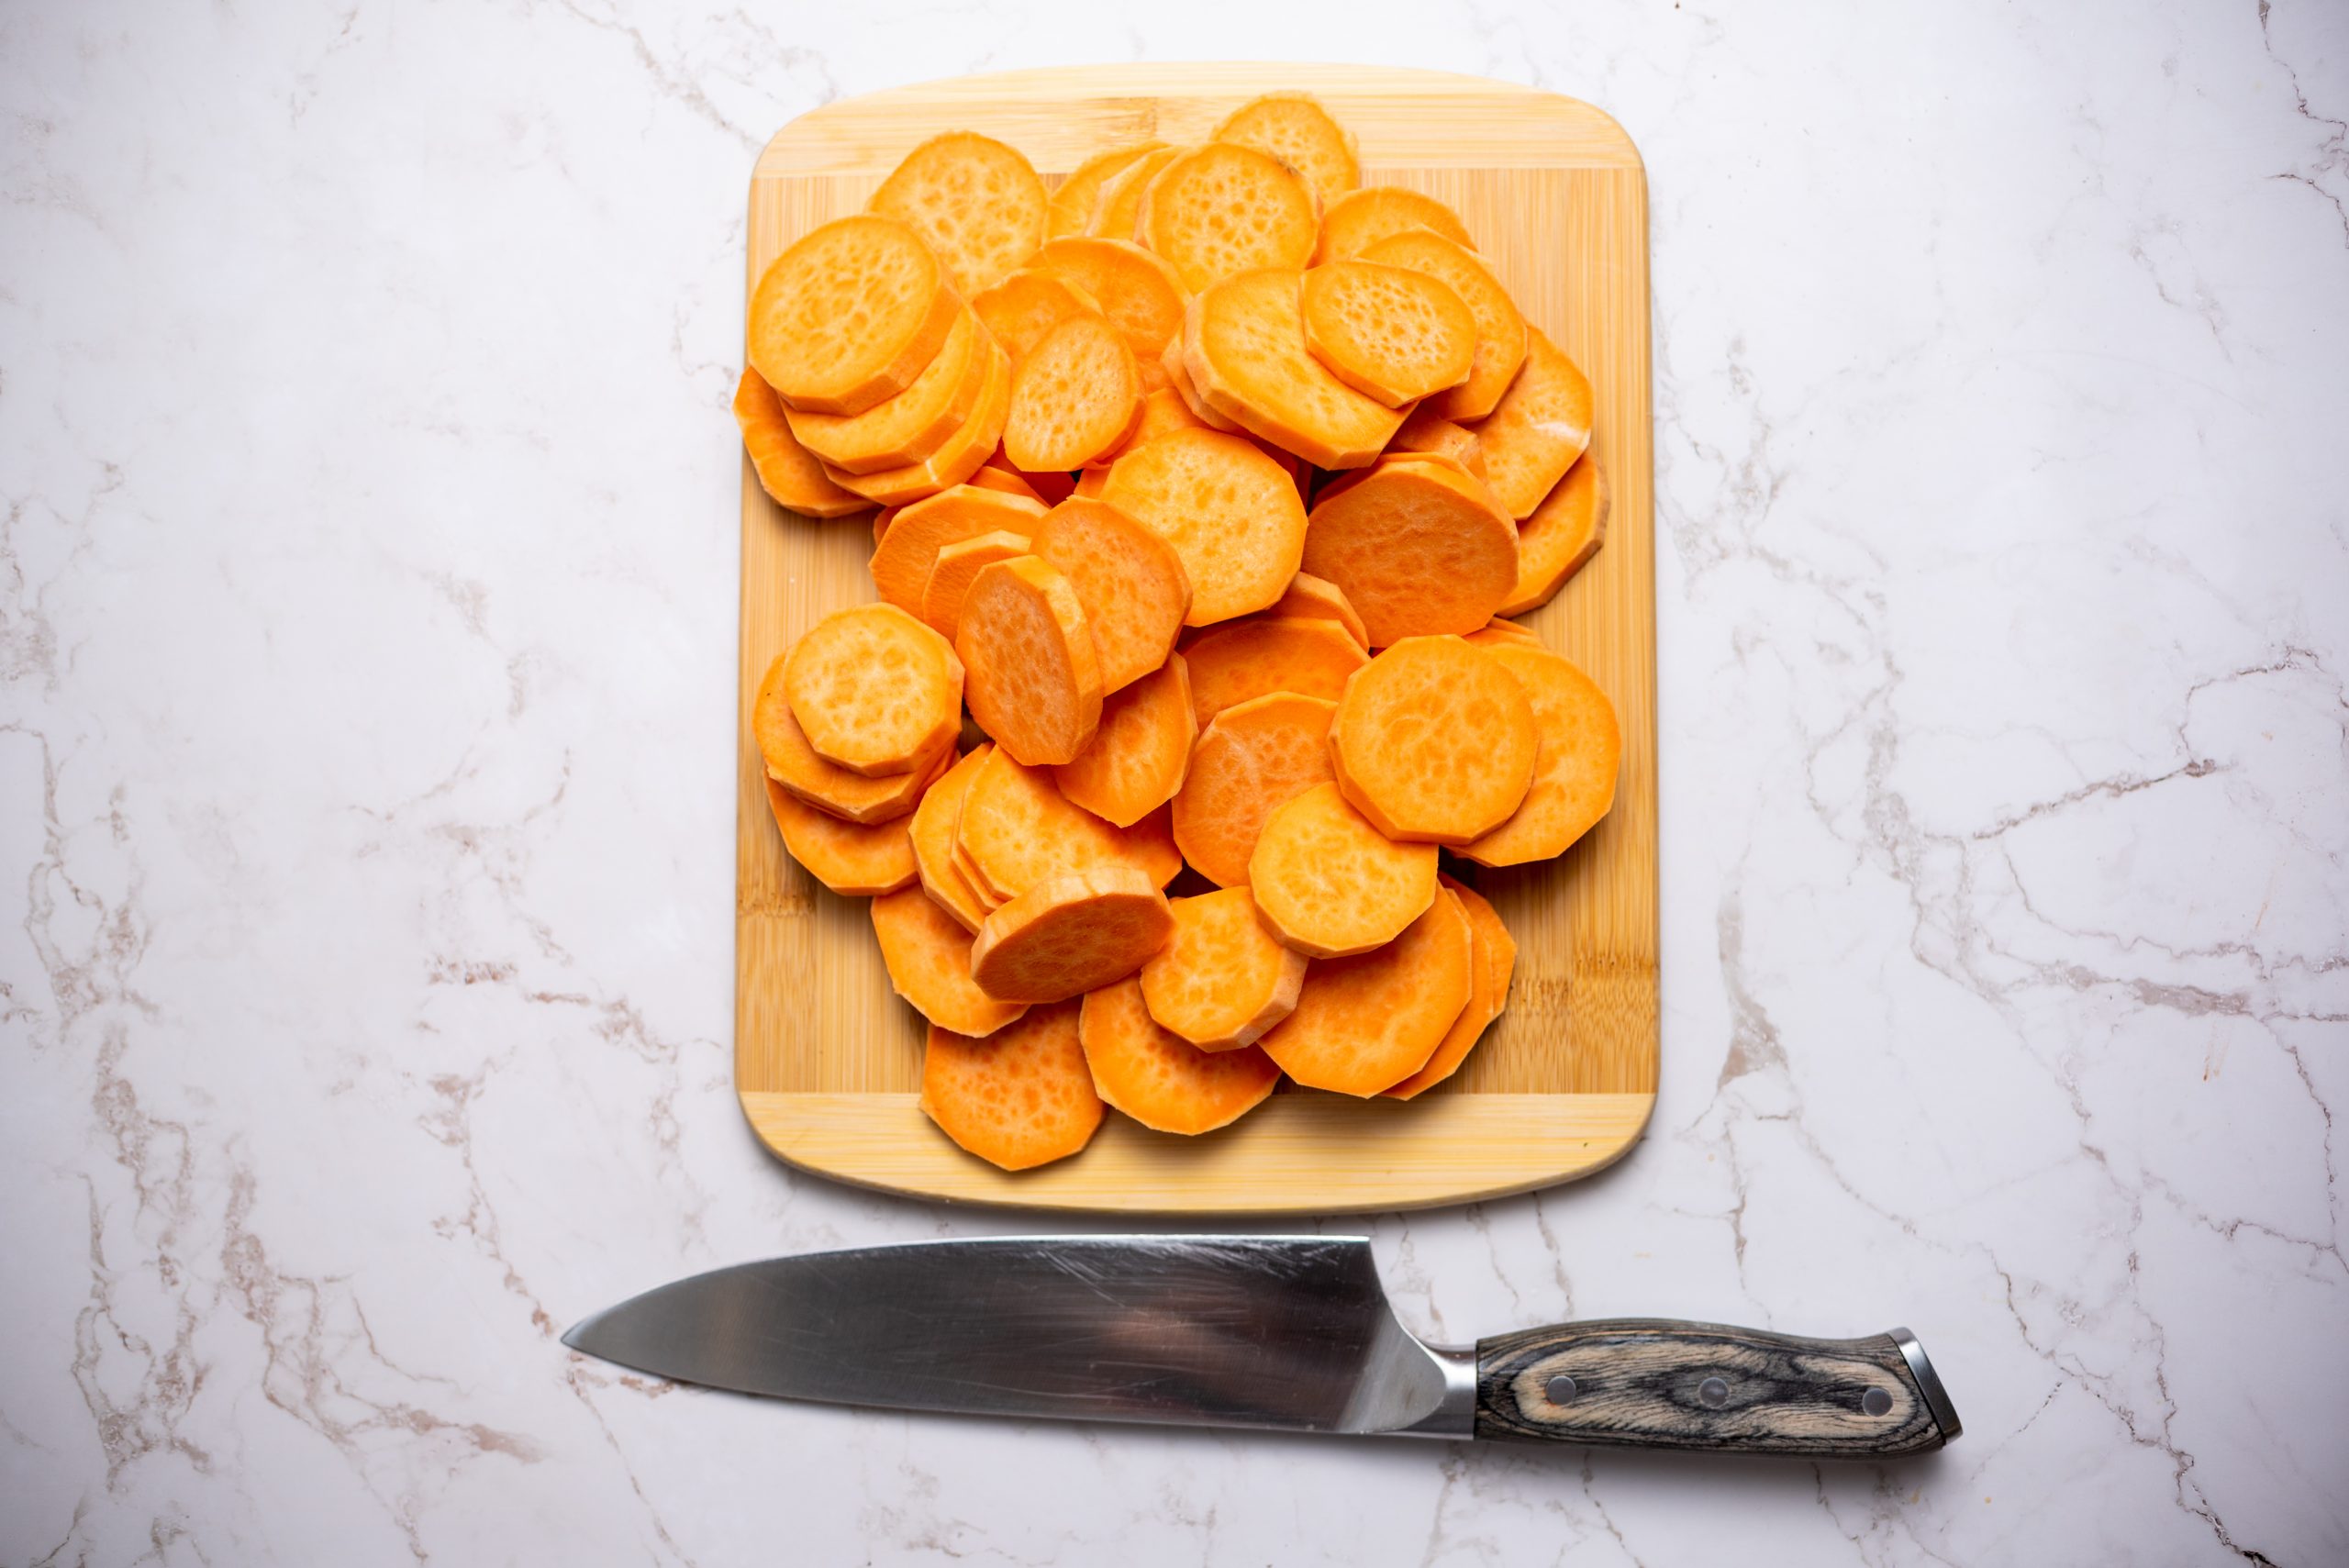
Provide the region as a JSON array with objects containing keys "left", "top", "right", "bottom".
[{"left": 562, "top": 1235, "right": 1961, "bottom": 1456}]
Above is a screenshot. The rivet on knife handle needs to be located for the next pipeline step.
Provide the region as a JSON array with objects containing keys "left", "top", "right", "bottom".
[{"left": 1474, "top": 1318, "right": 1961, "bottom": 1456}]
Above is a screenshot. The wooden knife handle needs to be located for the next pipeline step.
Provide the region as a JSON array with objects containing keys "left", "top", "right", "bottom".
[{"left": 1475, "top": 1319, "right": 1960, "bottom": 1457}]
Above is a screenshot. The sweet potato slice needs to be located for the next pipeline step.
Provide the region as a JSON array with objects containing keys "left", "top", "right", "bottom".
[
  {"left": 1300, "top": 261, "right": 1476, "bottom": 407},
  {"left": 1090, "top": 386, "right": 1212, "bottom": 467},
  {"left": 1181, "top": 617, "right": 1367, "bottom": 728},
  {"left": 1170, "top": 692, "right": 1336, "bottom": 888},
  {"left": 1032, "top": 238, "right": 1189, "bottom": 369},
  {"left": 1049, "top": 142, "right": 1166, "bottom": 239},
  {"left": 747, "top": 215, "right": 960, "bottom": 417},
  {"left": 969, "top": 865, "right": 1174, "bottom": 1003},
  {"left": 1184, "top": 267, "right": 1405, "bottom": 469},
  {"left": 1052, "top": 654, "right": 1194, "bottom": 827},
  {"left": 909, "top": 746, "right": 996, "bottom": 931},
  {"left": 1383, "top": 874, "right": 1516, "bottom": 1098},
  {"left": 965, "top": 464, "right": 1044, "bottom": 504},
  {"left": 1388, "top": 407, "right": 1487, "bottom": 478},
  {"left": 1003, "top": 314, "right": 1144, "bottom": 472},
  {"left": 955, "top": 554, "right": 1103, "bottom": 766},
  {"left": 1301, "top": 454, "right": 1518, "bottom": 645},
  {"left": 1247, "top": 781, "right": 1437, "bottom": 958},
  {"left": 952, "top": 840, "right": 1008, "bottom": 914},
  {"left": 1080, "top": 976, "right": 1281, "bottom": 1134},
  {"left": 1087, "top": 145, "right": 1182, "bottom": 240},
  {"left": 867, "top": 481, "right": 1046, "bottom": 615},
  {"left": 1269, "top": 572, "right": 1368, "bottom": 650},
  {"left": 871, "top": 885, "right": 1030, "bottom": 1038},
  {"left": 826, "top": 339, "right": 1012, "bottom": 506},
  {"left": 782, "top": 304, "right": 987, "bottom": 475},
  {"left": 1458, "top": 644, "right": 1621, "bottom": 866},
  {"left": 753, "top": 656, "right": 947, "bottom": 824},
  {"left": 1212, "top": 93, "right": 1359, "bottom": 209},
  {"left": 983, "top": 450, "right": 1075, "bottom": 505},
  {"left": 1358, "top": 229, "right": 1524, "bottom": 421},
  {"left": 733, "top": 368, "right": 874, "bottom": 518},
  {"left": 920, "top": 999, "right": 1099, "bottom": 1170},
  {"left": 970, "top": 268, "right": 1102, "bottom": 365},
  {"left": 1099, "top": 428, "right": 1307, "bottom": 625},
  {"left": 868, "top": 131, "right": 1048, "bottom": 298},
  {"left": 1498, "top": 455, "right": 1609, "bottom": 617},
  {"left": 784, "top": 603, "right": 964, "bottom": 777},
  {"left": 918, "top": 528, "right": 1032, "bottom": 643},
  {"left": 1313, "top": 185, "right": 1475, "bottom": 265},
  {"left": 957, "top": 746, "right": 1176, "bottom": 899},
  {"left": 1257, "top": 886, "right": 1473, "bottom": 1095},
  {"left": 1330, "top": 635, "right": 1538, "bottom": 843},
  {"left": 1465, "top": 617, "right": 1543, "bottom": 650},
  {"left": 1028, "top": 495, "right": 1191, "bottom": 693},
  {"left": 1139, "top": 143, "right": 1319, "bottom": 295},
  {"left": 1161, "top": 339, "right": 1241, "bottom": 431},
  {"left": 765, "top": 776, "right": 918, "bottom": 896},
  {"left": 1473, "top": 329, "right": 1595, "bottom": 519},
  {"left": 1139, "top": 886, "right": 1306, "bottom": 1050}
]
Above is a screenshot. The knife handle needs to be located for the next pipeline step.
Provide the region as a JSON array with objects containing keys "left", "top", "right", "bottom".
[{"left": 1475, "top": 1319, "right": 1960, "bottom": 1457}]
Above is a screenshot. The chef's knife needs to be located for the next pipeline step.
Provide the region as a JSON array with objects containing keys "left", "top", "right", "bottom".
[{"left": 563, "top": 1235, "right": 1959, "bottom": 1455}]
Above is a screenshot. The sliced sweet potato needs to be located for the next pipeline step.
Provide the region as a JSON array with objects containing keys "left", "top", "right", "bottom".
[
  {"left": 1257, "top": 886, "right": 1474, "bottom": 1096},
  {"left": 1099, "top": 428, "right": 1307, "bottom": 626},
  {"left": 733, "top": 368, "right": 874, "bottom": 518},
  {"left": 753, "top": 656, "right": 948, "bottom": 824},
  {"left": 969, "top": 865, "right": 1174, "bottom": 1003},
  {"left": 955, "top": 554, "right": 1103, "bottom": 766},
  {"left": 782, "top": 304, "right": 987, "bottom": 475},
  {"left": 1090, "top": 386, "right": 1212, "bottom": 467},
  {"left": 1003, "top": 314, "right": 1144, "bottom": 471},
  {"left": 1052, "top": 654, "right": 1194, "bottom": 827},
  {"left": 1358, "top": 229, "right": 1524, "bottom": 421},
  {"left": 1032, "top": 238, "right": 1189, "bottom": 369},
  {"left": 965, "top": 464, "right": 1044, "bottom": 504},
  {"left": 867, "top": 481, "right": 1047, "bottom": 615},
  {"left": 1383, "top": 874, "right": 1516, "bottom": 1098},
  {"left": 1301, "top": 454, "right": 1518, "bottom": 645},
  {"left": 868, "top": 131, "right": 1048, "bottom": 298},
  {"left": 1181, "top": 617, "right": 1366, "bottom": 728},
  {"left": 1247, "top": 781, "right": 1437, "bottom": 958},
  {"left": 1139, "top": 143, "right": 1319, "bottom": 294},
  {"left": 784, "top": 603, "right": 964, "bottom": 777},
  {"left": 826, "top": 339, "right": 1012, "bottom": 506},
  {"left": 909, "top": 746, "right": 995, "bottom": 932},
  {"left": 1499, "top": 454, "right": 1609, "bottom": 617},
  {"left": 1139, "top": 886, "right": 1306, "bottom": 1050},
  {"left": 871, "top": 884, "right": 1030, "bottom": 1037},
  {"left": 747, "top": 215, "right": 960, "bottom": 416},
  {"left": 957, "top": 746, "right": 1176, "bottom": 899},
  {"left": 1048, "top": 142, "right": 1166, "bottom": 239},
  {"left": 1170, "top": 692, "right": 1337, "bottom": 888},
  {"left": 1269, "top": 572, "right": 1368, "bottom": 650},
  {"left": 1161, "top": 339, "right": 1241, "bottom": 431},
  {"left": 1300, "top": 261, "right": 1476, "bottom": 406},
  {"left": 1211, "top": 93, "right": 1359, "bottom": 209},
  {"left": 983, "top": 450, "right": 1075, "bottom": 505},
  {"left": 952, "top": 839, "right": 1007, "bottom": 914},
  {"left": 1458, "top": 644, "right": 1621, "bottom": 866},
  {"left": 1388, "top": 406, "right": 1486, "bottom": 479},
  {"left": 1184, "top": 266, "right": 1405, "bottom": 469},
  {"left": 1080, "top": 976, "right": 1281, "bottom": 1135},
  {"left": 919, "top": 999, "right": 1100, "bottom": 1170},
  {"left": 970, "top": 268, "right": 1102, "bottom": 365},
  {"left": 1028, "top": 495, "right": 1191, "bottom": 693},
  {"left": 919, "top": 528, "right": 1032, "bottom": 643},
  {"left": 1087, "top": 145, "right": 1182, "bottom": 240},
  {"left": 1474, "top": 328, "right": 1594, "bottom": 518},
  {"left": 765, "top": 776, "right": 918, "bottom": 896},
  {"left": 1314, "top": 185, "right": 1476, "bottom": 265},
  {"left": 1466, "top": 617, "right": 1543, "bottom": 650},
  {"left": 872, "top": 506, "right": 899, "bottom": 547},
  {"left": 1330, "top": 635, "right": 1538, "bottom": 843}
]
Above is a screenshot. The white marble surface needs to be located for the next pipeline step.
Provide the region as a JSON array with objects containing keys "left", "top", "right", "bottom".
[{"left": 4, "top": 0, "right": 2344, "bottom": 1562}]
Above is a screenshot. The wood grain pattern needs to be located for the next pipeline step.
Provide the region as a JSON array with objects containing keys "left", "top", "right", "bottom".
[{"left": 737, "top": 64, "right": 1657, "bottom": 1212}]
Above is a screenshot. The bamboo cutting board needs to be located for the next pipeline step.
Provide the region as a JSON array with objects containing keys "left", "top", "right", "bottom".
[{"left": 737, "top": 64, "right": 1656, "bottom": 1213}]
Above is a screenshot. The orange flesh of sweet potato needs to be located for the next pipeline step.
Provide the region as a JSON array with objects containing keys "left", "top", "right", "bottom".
[
  {"left": 871, "top": 884, "right": 1030, "bottom": 1037},
  {"left": 1180, "top": 616, "right": 1368, "bottom": 728},
  {"left": 1211, "top": 93, "right": 1359, "bottom": 209},
  {"left": 955, "top": 554, "right": 1104, "bottom": 766},
  {"left": 783, "top": 304, "right": 986, "bottom": 475},
  {"left": 1388, "top": 407, "right": 1487, "bottom": 479},
  {"left": 867, "top": 482, "right": 1047, "bottom": 615},
  {"left": 827, "top": 339, "right": 1012, "bottom": 506},
  {"left": 1139, "top": 886, "right": 1306, "bottom": 1050},
  {"left": 1330, "top": 635, "right": 1539, "bottom": 844},
  {"left": 1090, "top": 386, "right": 1212, "bottom": 467},
  {"left": 1139, "top": 143, "right": 1319, "bottom": 295},
  {"left": 765, "top": 775, "right": 918, "bottom": 896},
  {"left": 910, "top": 746, "right": 996, "bottom": 931},
  {"left": 952, "top": 840, "right": 1008, "bottom": 912},
  {"left": 1184, "top": 267, "right": 1405, "bottom": 469},
  {"left": 956, "top": 746, "right": 1175, "bottom": 899},
  {"left": 1246, "top": 780, "right": 1438, "bottom": 958},
  {"left": 733, "top": 368, "right": 874, "bottom": 518},
  {"left": 918, "top": 529, "right": 1032, "bottom": 643},
  {"left": 1072, "top": 467, "right": 1110, "bottom": 499},
  {"left": 1048, "top": 142, "right": 1166, "bottom": 239},
  {"left": 966, "top": 464, "right": 1045, "bottom": 503},
  {"left": 1257, "top": 885, "right": 1474, "bottom": 1095},
  {"left": 919, "top": 999, "right": 1101, "bottom": 1170},
  {"left": 1358, "top": 229, "right": 1524, "bottom": 421},
  {"left": 753, "top": 655, "right": 948, "bottom": 823},
  {"left": 1473, "top": 328, "right": 1595, "bottom": 519},
  {"left": 1301, "top": 454, "right": 1519, "bottom": 646},
  {"left": 1052, "top": 653, "right": 1194, "bottom": 828},
  {"left": 1170, "top": 691, "right": 1336, "bottom": 888},
  {"left": 1032, "top": 238, "right": 1189, "bottom": 368},
  {"left": 1466, "top": 617, "right": 1544, "bottom": 650},
  {"left": 1499, "top": 454, "right": 1608, "bottom": 617},
  {"left": 984, "top": 450, "right": 1076, "bottom": 505},
  {"left": 1382, "top": 874, "right": 1516, "bottom": 1098},
  {"left": 1098, "top": 428, "right": 1307, "bottom": 626},
  {"left": 784, "top": 603, "right": 966, "bottom": 777},
  {"left": 748, "top": 215, "right": 960, "bottom": 416},
  {"left": 1161, "top": 339, "right": 1241, "bottom": 432},
  {"left": 1087, "top": 145, "right": 1182, "bottom": 239},
  {"left": 1300, "top": 261, "right": 1477, "bottom": 407},
  {"left": 1313, "top": 185, "right": 1476, "bottom": 265},
  {"left": 970, "top": 269, "right": 1103, "bottom": 365},
  {"left": 969, "top": 865, "right": 1174, "bottom": 1003},
  {"left": 1079, "top": 976, "right": 1282, "bottom": 1134},
  {"left": 1458, "top": 644, "right": 1622, "bottom": 866},
  {"left": 868, "top": 130, "right": 1048, "bottom": 298},
  {"left": 1003, "top": 314, "right": 1144, "bottom": 471},
  {"left": 1028, "top": 495, "right": 1192, "bottom": 694},
  {"left": 1269, "top": 572, "right": 1369, "bottom": 650}
]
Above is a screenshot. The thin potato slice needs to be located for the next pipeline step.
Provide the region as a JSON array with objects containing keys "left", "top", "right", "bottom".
[
  {"left": 1049, "top": 142, "right": 1167, "bottom": 239},
  {"left": 784, "top": 603, "right": 964, "bottom": 777},
  {"left": 909, "top": 746, "right": 996, "bottom": 932},
  {"left": 1140, "top": 143, "right": 1319, "bottom": 295},
  {"left": 1091, "top": 386, "right": 1214, "bottom": 468},
  {"left": 1080, "top": 976, "right": 1282, "bottom": 1135},
  {"left": 871, "top": 885, "right": 1030, "bottom": 1038},
  {"left": 971, "top": 269, "right": 1102, "bottom": 365},
  {"left": 867, "top": 481, "right": 1047, "bottom": 615},
  {"left": 1140, "top": 886, "right": 1306, "bottom": 1050},
  {"left": 869, "top": 131, "right": 1048, "bottom": 298},
  {"left": 783, "top": 304, "right": 987, "bottom": 475},
  {"left": 1257, "top": 887, "right": 1474, "bottom": 1096},
  {"left": 1212, "top": 93, "right": 1359, "bottom": 209},
  {"left": 1358, "top": 229, "right": 1524, "bottom": 421},
  {"left": 1301, "top": 261, "right": 1477, "bottom": 406},
  {"left": 1185, "top": 266, "right": 1405, "bottom": 469},
  {"left": 826, "top": 339, "right": 1012, "bottom": 506},
  {"left": 765, "top": 776, "right": 918, "bottom": 896},
  {"left": 1314, "top": 185, "right": 1475, "bottom": 265},
  {"left": 752, "top": 657, "right": 948, "bottom": 824},
  {"left": 1247, "top": 781, "right": 1437, "bottom": 959},
  {"left": 1301, "top": 454, "right": 1519, "bottom": 646},
  {"left": 1170, "top": 692, "right": 1337, "bottom": 889},
  {"left": 1032, "top": 238, "right": 1189, "bottom": 369},
  {"left": 1466, "top": 617, "right": 1544, "bottom": 650},
  {"left": 1181, "top": 617, "right": 1367, "bottom": 728},
  {"left": 919, "top": 528, "right": 1033, "bottom": 643},
  {"left": 749, "top": 215, "right": 960, "bottom": 416},
  {"left": 1099, "top": 428, "right": 1307, "bottom": 626},
  {"left": 1388, "top": 406, "right": 1487, "bottom": 480},
  {"left": 734, "top": 368, "right": 874, "bottom": 518},
  {"left": 1383, "top": 874, "right": 1516, "bottom": 1099},
  {"left": 1330, "top": 635, "right": 1538, "bottom": 844},
  {"left": 1003, "top": 314, "right": 1144, "bottom": 471},
  {"left": 966, "top": 464, "right": 1046, "bottom": 504},
  {"left": 920, "top": 1000, "right": 1100, "bottom": 1171},
  {"left": 1474, "top": 328, "right": 1595, "bottom": 518},
  {"left": 1161, "top": 339, "right": 1241, "bottom": 431},
  {"left": 1269, "top": 572, "right": 1369, "bottom": 650},
  {"left": 1498, "top": 455, "right": 1609, "bottom": 617},
  {"left": 1458, "top": 644, "right": 1621, "bottom": 866},
  {"left": 1029, "top": 495, "right": 1192, "bottom": 693},
  {"left": 956, "top": 554, "right": 1103, "bottom": 767},
  {"left": 1088, "top": 146, "right": 1182, "bottom": 239},
  {"left": 969, "top": 866, "right": 1174, "bottom": 1004},
  {"left": 1052, "top": 654, "right": 1195, "bottom": 828},
  {"left": 957, "top": 746, "right": 1177, "bottom": 900}
]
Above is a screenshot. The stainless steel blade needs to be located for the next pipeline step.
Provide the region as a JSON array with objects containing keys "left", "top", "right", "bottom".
[{"left": 562, "top": 1235, "right": 1476, "bottom": 1438}]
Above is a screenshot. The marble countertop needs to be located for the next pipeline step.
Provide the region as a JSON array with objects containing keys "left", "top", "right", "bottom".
[{"left": 5, "top": 1, "right": 2344, "bottom": 1562}]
